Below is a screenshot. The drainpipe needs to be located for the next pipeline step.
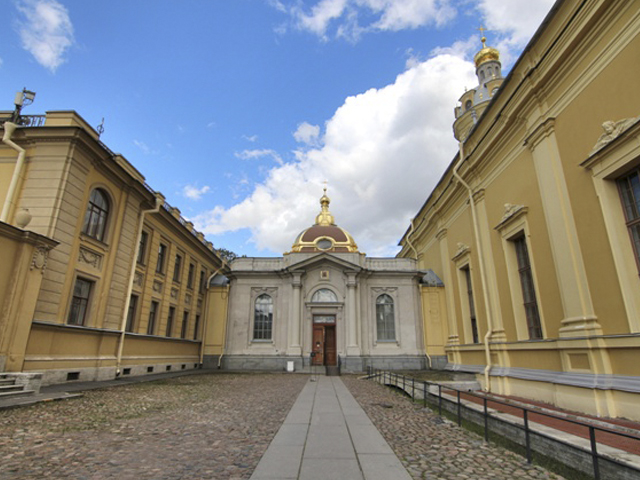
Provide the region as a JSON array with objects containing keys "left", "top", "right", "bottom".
[
  {"left": 406, "top": 218, "right": 432, "bottom": 369},
  {"left": 199, "top": 263, "right": 228, "bottom": 367},
  {"left": 115, "top": 194, "right": 164, "bottom": 376},
  {"left": 1, "top": 122, "right": 26, "bottom": 223},
  {"left": 452, "top": 140, "right": 494, "bottom": 392}
]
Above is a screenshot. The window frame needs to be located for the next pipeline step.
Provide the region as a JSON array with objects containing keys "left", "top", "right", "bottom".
[
  {"left": 495, "top": 205, "right": 546, "bottom": 341},
  {"left": 252, "top": 294, "right": 273, "bottom": 341},
  {"left": 173, "top": 253, "right": 183, "bottom": 283},
  {"left": 137, "top": 231, "right": 149, "bottom": 265},
  {"left": 156, "top": 243, "right": 168, "bottom": 274},
  {"left": 68, "top": 277, "right": 94, "bottom": 326},
  {"left": 81, "top": 188, "right": 110, "bottom": 242},
  {"left": 166, "top": 306, "right": 175, "bottom": 337},
  {"left": 187, "top": 263, "right": 195, "bottom": 289},
  {"left": 617, "top": 168, "right": 640, "bottom": 273},
  {"left": 147, "top": 301, "right": 159, "bottom": 335},
  {"left": 375, "top": 294, "right": 396, "bottom": 342},
  {"left": 181, "top": 310, "right": 189, "bottom": 339},
  {"left": 125, "top": 294, "right": 138, "bottom": 332}
]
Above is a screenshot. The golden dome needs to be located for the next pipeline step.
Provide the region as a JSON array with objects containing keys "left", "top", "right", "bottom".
[
  {"left": 474, "top": 35, "right": 500, "bottom": 68},
  {"left": 290, "top": 189, "right": 359, "bottom": 253}
]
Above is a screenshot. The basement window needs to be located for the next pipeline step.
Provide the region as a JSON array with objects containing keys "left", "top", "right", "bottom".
[
  {"left": 147, "top": 366, "right": 154, "bottom": 373},
  {"left": 66, "top": 372, "right": 80, "bottom": 381}
]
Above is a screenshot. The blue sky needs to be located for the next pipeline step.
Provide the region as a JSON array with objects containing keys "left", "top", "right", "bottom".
[{"left": 0, "top": 0, "right": 554, "bottom": 257}]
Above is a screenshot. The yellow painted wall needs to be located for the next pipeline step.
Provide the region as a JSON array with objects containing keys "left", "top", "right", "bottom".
[{"left": 203, "top": 285, "right": 229, "bottom": 357}]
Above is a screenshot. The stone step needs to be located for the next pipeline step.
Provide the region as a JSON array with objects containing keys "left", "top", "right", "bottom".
[
  {"left": 0, "top": 384, "right": 24, "bottom": 393},
  {"left": 0, "top": 378, "right": 16, "bottom": 386},
  {"left": 0, "top": 389, "right": 35, "bottom": 399},
  {"left": 325, "top": 365, "right": 340, "bottom": 376}
]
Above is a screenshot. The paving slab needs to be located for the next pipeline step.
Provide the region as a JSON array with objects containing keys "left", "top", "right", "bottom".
[{"left": 250, "top": 376, "right": 412, "bottom": 480}]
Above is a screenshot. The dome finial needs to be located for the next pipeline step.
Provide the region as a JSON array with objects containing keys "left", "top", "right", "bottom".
[
  {"left": 478, "top": 26, "right": 487, "bottom": 48},
  {"left": 316, "top": 183, "right": 334, "bottom": 226}
]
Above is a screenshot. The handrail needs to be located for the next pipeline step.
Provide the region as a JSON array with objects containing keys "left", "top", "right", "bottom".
[{"left": 366, "top": 369, "right": 640, "bottom": 480}]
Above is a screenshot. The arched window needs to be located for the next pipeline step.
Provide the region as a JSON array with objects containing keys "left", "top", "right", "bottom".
[
  {"left": 253, "top": 294, "right": 273, "bottom": 340},
  {"left": 376, "top": 294, "right": 396, "bottom": 341},
  {"left": 465, "top": 99, "right": 472, "bottom": 111},
  {"left": 82, "top": 188, "right": 110, "bottom": 241},
  {"left": 311, "top": 288, "right": 338, "bottom": 303}
]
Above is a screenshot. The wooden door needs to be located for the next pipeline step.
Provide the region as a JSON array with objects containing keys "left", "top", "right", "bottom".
[
  {"left": 312, "top": 325, "right": 324, "bottom": 365},
  {"left": 324, "top": 326, "right": 337, "bottom": 366}
]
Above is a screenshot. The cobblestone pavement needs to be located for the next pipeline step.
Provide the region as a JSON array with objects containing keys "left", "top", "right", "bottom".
[
  {"left": 0, "top": 373, "right": 308, "bottom": 480},
  {"left": 341, "top": 376, "right": 566, "bottom": 480}
]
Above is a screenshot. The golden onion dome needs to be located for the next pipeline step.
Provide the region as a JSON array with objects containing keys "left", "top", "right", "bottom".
[
  {"left": 474, "top": 35, "right": 500, "bottom": 68},
  {"left": 290, "top": 189, "right": 359, "bottom": 253}
]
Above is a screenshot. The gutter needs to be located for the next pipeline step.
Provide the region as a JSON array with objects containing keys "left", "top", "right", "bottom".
[
  {"left": 452, "top": 139, "right": 494, "bottom": 392},
  {"left": 115, "top": 194, "right": 164, "bottom": 376},
  {"left": 1, "top": 122, "right": 26, "bottom": 223}
]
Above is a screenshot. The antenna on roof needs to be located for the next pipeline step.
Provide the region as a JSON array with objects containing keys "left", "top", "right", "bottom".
[{"left": 97, "top": 118, "right": 105, "bottom": 137}]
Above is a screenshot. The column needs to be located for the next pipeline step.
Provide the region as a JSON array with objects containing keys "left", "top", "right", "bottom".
[
  {"left": 525, "top": 118, "right": 601, "bottom": 336},
  {"left": 287, "top": 272, "right": 302, "bottom": 355},
  {"left": 437, "top": 228, "right": 460, "bottom": 345},
  {"left": 346, "top": 272, "right": 360, "bottom": 355}
]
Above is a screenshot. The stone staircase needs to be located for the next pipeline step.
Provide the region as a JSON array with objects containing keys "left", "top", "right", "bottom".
[
  {"left": 325, "top": 365, "right": 340, "bottom": 376},
  {"left": 0, "top": 374, "right": 38, "bottom": 403}
]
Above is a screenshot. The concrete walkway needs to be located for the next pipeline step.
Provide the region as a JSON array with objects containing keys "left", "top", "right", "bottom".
[{"left": 250, "top": 376, "right": 412, "bottom": 480}]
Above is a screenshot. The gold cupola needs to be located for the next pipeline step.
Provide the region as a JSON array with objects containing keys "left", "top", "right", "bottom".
[
  {"left": 290, "top": 188, "right": 359, "bottom": 253},
  {"left": 474, "top": 34, "right": 500, "bottom": 68}
]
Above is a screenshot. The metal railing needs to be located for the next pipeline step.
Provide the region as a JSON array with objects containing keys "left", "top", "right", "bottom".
[{"left": 367, "top": 369, "right": 640, "bottom": 480}]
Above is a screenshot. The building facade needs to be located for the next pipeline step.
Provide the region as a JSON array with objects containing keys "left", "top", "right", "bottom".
[
  {"left": 214, "top": 190, "right": 427, "bottom": 373},
  {"left": 399, "top": 0, "right": 640, "bottom": 420},
  {"left": 0, "top": 110, "right": 225, "bottom": 385}
]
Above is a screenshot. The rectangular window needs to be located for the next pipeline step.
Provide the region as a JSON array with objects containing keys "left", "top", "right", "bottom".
[
  {"left": 199, "top": 270, "right": 206, "bottom": 294},
  {"left": 462, "top": 266, "right": 479, "bottom": 344},
  {"left": 513, "top": 236, "right": 543, "bottom": 339},
  {"left": 181, "top": 311, "right": 189, "bottom": 339},
  {"left": 156, "top": 244, "right": 167, "bottom": 274},
  {"left": 68, "top": 278, "right": 93, "bottom": 326},
  {"left": 618, "top": 168, "right": 640, "bottom": 272},
  {"left": 125, "top": 295, "right": 138, "bottom": 332},
  {"left": 147, "top": 301, "right": 159, "bottom": 335},
  {"left": 193, "top": 314, "right": 200, "bottom": 340},
  {"left": 173, "top": 254, "right": 183, "bottom": 282},
  {"left": 166, "top": 306, "right": 175, "bottom": 337},
  {"left": 187, "top": 263, "right": 195, "bottom": 289},
  {"left": 137, "top": 231, "right": 148, "bottom": 264}
]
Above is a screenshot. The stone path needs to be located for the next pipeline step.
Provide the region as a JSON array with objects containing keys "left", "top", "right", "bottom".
[
  {"left": 342, "top": 376, "right": 566, "bottom": 480},
  {"left": 251, "top": 376, "right": 411, "bottom": 480},
  {"left": 0, "top": 373, "right": 308, "bottom": 480},
  {"left": 0, "top": 373, "right": 566, "bottom": 479}
]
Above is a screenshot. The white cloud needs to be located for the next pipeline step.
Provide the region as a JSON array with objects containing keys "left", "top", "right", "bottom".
[
  {"left": 242, "top": 134, "right": 259, "bottom": 142},
  {"left": 183, "top": 185, "right": 210, "bottom": 201},
  {"left": 194, "top": 53, "right": 475, "bottom": 256},
  {"left": 476, "top": 0, "right": 555, "bottom": 66},
  {"left": 133, "top": 140, "right": 152, "bottom": 155},
  {"left": 193, "top": 0, "right": 555, "bottom": 256},
  {"left": 235, "top": 149, "right": 284, "bottom": 165},
  {"left": 280, "top": 0, "right": 455, "bottom": 41},
  {"left": 293, "top": 122, "right": 321, "bottom": 146},
  {"left": 16, "top": 0, "right": 74, "bottom": 72}
]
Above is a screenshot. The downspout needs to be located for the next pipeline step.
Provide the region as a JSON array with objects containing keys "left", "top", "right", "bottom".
[
  {"left": 452, "top": 139, "right": 494, "bottom": 392},
  {"left": 115, "top": 194, "right": 164, "bottom": 376},
  {"left": 1, "top": 122, "right": 26, "bottom": 223},
  {"left": 199, "top": 263, "right": 228, "bottom": 367},
  {"left": 406, "top": 218, "right": 432, "bottom": 369}
]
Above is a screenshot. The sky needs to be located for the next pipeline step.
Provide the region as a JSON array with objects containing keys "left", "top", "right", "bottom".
[{"left": 0, "top": 0, "right": 555, "bottom": 257}]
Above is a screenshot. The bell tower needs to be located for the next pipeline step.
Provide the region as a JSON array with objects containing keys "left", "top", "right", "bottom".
[{"left": 453, "top": 28, "right": 504, "bottom": 141}]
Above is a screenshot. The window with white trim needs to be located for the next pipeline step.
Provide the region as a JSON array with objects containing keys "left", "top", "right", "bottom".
[
  {"left": 253, "top": 294, "right": 273, "bottom": 340},
  {"left": 618, "top": 167, "right": 640, "bottom": 272},
  {"left": 376, "top": 294, "right": 396, "bottom": 341}
]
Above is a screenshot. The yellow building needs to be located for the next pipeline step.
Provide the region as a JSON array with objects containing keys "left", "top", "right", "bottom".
[
  {"left": 399, "top": 0, "right": 640, "bottom": 420},
  {"left": 0, "top": 109, "right": 226, "bottom": 385}
]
